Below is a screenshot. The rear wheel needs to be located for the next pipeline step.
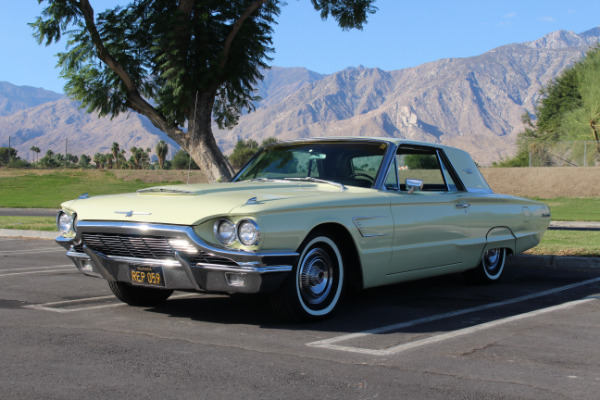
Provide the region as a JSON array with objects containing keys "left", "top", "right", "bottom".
[
  {"left": 465, "top": 248, "right": 507, "bottom": 284},
  {"left": 269, "top": 233, "right": 344, "bottom": 321},
  {"left": 108, "top": 281, "right": 173, "bottom": 306}
]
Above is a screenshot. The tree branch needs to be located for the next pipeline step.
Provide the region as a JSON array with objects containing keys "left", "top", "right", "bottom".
[
  {"left": 220, "top": 0, "right": 271, "bottom": 70},
  {"left": 75, "top": 0, "right": 185, "bottom": 142}
]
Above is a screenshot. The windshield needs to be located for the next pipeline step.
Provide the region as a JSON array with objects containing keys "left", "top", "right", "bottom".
[{"left": 233, "top": 141, "right": 388, "bottom": 188}]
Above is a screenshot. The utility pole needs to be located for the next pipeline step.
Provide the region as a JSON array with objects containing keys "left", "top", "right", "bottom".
[{"left": 8, "top": 136, "right": 12, "bottom": 167}]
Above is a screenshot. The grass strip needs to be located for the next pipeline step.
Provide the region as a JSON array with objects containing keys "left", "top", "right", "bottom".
[
  {"left": 0, "top": 216, "right": 58, "bottom": 232},
  {"left": 524, "top": 230, "right": 600, "bottom": 257},
  {"left": 534, "top": 197, "right": 600, "bottom": 222},
  {"left": 0, "top": 170, "right": 178, "bottom": 208}
]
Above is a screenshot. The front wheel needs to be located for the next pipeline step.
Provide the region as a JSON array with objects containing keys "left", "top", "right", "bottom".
[
  {"left": 108, "top": 281, "right": 174, "bottom": 306},
  {"left": 269, "top": 234, "right": 345, "bottom": 322},
  {"left": 464, "top": 248, "right": 507, "bottom": 284}
]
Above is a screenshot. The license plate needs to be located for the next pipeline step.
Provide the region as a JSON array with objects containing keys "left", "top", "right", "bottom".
[{"left": 129, "top": 265, "right": 165, "bottom": 287}]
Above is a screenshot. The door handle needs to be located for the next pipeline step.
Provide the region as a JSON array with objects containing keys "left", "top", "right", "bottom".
[{"left": 455, "top": 202, "right": 470, "bottom": 209}]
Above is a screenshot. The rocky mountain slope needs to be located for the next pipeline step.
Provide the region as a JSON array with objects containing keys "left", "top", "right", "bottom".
[
  {"left": 1, "top": 27, "right": 599, "bottom": 164},
  {"left": 213, "top": 27, "right": 600, "bottom": 163}
]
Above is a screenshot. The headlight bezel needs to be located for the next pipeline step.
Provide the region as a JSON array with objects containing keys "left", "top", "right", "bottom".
[
  {"left": 213, "top": 217, "right": 261, "bottom": 247},
  {"left": 213, "top": 218, "right": 237, "bottom": 246},
  {"left": 56, "top": 211, "right": 76, "bottom": 236},
  {"left": 237, "top": 219, "right": 260, "bottom": 246}
]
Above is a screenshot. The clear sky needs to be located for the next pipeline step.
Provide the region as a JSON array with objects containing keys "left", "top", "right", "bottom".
[{"left": 2, "top": 0, "right": 599, "bottom": 94}]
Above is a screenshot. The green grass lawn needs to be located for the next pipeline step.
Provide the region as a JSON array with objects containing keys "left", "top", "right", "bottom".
[
  {"left": 524, "top": 230, "right": 600, "bottom": 257},
  {"left": 0, "top": 170, "right": 178, "bottom": 208},
  {"left": 535, "top": 197, "right": 600, "bottom": 222},
  {"left": 0, "top": 216, "right": 57, "bottom": 231}
]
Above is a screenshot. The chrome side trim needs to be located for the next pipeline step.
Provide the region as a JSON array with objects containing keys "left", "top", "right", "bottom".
[{"left": 352, "top": 216, "right": 390, "bottom": 237}]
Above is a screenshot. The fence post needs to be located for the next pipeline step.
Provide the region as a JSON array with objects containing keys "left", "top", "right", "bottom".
[{"left": 584, "top": 142, "right": 587, "bottom": 167}]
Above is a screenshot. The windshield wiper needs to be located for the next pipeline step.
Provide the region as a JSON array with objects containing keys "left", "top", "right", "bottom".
[{"left": 285, "top": 177, "right": 346, "bottom": 190}]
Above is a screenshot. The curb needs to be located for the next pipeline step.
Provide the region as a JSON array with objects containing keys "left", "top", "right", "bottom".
[
  {"left": 507, "top": 254, "right": 600, "bottom": 272},
  {"left": 0, "top": 229, "right": 57, "bottom": 240}
]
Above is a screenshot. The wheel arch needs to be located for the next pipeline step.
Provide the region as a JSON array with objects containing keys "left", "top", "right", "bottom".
[
  {"left": 301, "top": 222, "right": 364, "bottom": 292},
  {"left": 484, "top": 226, "right": 516, "bottom": 256}
]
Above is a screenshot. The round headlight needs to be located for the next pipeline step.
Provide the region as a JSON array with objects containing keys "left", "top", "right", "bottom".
[
  {"left": 237, "top": 219, "right": 260, "bottom": 246},
  {"left": 214, "top": 219, "right": 236, "bottom": 245},
  {"left": 57, "top": 211, "right": 73, "bottom": 235}
]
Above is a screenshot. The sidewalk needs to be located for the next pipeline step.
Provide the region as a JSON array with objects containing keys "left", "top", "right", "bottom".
[{"left": 549, "top": 221, "right": 600, "bottom": 231}]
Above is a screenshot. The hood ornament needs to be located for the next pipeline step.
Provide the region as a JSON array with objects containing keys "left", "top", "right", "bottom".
[{"left": 114, "top": 211, "right": 152, "bottom": 217}]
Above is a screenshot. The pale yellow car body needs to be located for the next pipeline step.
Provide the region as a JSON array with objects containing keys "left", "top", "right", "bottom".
[{"left": 56, "top": 138, "right": 550, "bottom": 319}]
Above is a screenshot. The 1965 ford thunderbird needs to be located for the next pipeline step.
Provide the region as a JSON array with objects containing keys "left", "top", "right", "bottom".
[{"left": 56, "top": 138, "right": 550, "bottom": 321}]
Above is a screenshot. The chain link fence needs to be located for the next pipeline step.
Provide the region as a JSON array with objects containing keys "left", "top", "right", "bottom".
[{"left": 528, "top": 141, "right": 600, "bottom": 167}]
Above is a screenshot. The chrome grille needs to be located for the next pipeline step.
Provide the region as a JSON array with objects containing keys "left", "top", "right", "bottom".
[{"left": 79, "top": 233, "right": 237, "bottom": 266}]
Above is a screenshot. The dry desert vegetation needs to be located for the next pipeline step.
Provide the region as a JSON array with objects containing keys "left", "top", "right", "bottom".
[{"left": 481, "top": 167, "right": 599, "bottom": 198}]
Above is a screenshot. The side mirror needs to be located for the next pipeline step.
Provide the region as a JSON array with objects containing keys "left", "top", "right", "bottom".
[{"left": 406, "top": 179, "right": 424, "bottom": 193}]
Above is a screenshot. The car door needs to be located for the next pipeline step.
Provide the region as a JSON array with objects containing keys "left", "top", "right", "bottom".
[{"left": 383, "top": 145, "right": 474, "bottom": 280}]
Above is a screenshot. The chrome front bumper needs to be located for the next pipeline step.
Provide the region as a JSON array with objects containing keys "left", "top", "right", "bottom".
[{"left": 56, "top": 221, "right": 298, "bottom": 294}]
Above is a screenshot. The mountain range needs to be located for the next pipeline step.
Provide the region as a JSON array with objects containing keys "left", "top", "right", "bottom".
[{"left": 1, "top": 27, "right": 599, "bottom": 165}]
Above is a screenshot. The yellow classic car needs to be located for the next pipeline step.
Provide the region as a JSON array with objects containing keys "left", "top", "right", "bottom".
[{"left": 56, "top": 138, "right": 550, "bottom": 321}]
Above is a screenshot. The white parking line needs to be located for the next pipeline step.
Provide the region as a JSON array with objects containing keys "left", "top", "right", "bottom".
[
  {"left": 0, "top": 267, "right": 76, "bottom": 277},
  {"left": 25, "top": 292, "right": 200, "bottom": 313},
  {"left": 25, "top": 295, "right": 122, "bottom": 313},
  {"left": 308, "top": 277, "right": 600, "bottom": 356},
  {"left": 1, "top": 265, "right": 73, "bottom": 273},
  {"left": 0, "top": 247, "right": 64, "bottom": 255}
]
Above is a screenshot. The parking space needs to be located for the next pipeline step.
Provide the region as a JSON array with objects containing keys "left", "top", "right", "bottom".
[{"left": 1, "top": 237, "right": 599, "bottom": 399}]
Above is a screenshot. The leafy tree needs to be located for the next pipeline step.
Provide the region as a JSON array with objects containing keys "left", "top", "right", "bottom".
[
  {"left": 92, "top": 152, "right": 104, "bottom": 169},
  {"left": 229, "top": 139, "right": 259, "bottom": 169},
  {"left": 172, "top": 149, "right": 199, "bottom": 170},
  {"left": 229, "top": 137, "right": 279, "bottom": 169},
  {"left": 535, "top": 67, "right": 582, "bottom": 140},
  {"left": 66, "top": 153, "right": 79, "bottom": 165},
  {"left": 561, "top": 46, "right": 600, "bottom": 153},
  {"left": 32, "top": 0, "right": 377, "bottom": 182},
  {"left": 499, "top": 45, "right": 600, "bottom": 166},
  {"left": 39, "top": 150, "right": 61, "bottom": 168},
  {"left": 155, "top": 140, "right": 169, "bottom": 169},
  {"left": 79, "top": 154, "right": 92, "bottom": 167},
  {"left": 0, "top": 147, "right": 19, "bottom": 167}
]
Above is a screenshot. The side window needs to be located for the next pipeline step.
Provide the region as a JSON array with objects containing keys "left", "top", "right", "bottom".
[{"left": 396, "top": 147, "right": 455, "bottom": 192}]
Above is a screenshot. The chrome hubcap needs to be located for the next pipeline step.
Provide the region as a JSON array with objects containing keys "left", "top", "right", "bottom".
[
  {"left": 483, "top": 249, "right": 501, "bottom": 273},
  {"left": 299, "top": 248, "right": 333, "bottom": 305}
]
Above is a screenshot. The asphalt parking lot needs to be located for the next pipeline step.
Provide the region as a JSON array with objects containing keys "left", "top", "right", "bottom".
[{"left": 1, "top": 237, "right": 599, "bottom": 399}]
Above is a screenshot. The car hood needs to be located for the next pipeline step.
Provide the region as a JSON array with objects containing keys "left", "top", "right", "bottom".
[{"left": 62, "top": 181, "right": 355, "bottom": 226}]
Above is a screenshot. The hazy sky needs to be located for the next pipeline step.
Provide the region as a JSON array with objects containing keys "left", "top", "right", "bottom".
[{"left": 2, "top": 0, "right": 599, "bottom": 93}]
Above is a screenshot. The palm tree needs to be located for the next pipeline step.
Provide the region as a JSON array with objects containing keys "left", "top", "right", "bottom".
[
  {"left": 130, "top": 147, "right": 141, "bottom": 169},
  {"left": 30, "top": 146, "right": 41, "bottom": 162},
  {"left": 111, "top": 142, "right": 120, "bottom": 167},
  {"left": 93, "top": 153, "right": 103, "bottom": 169},
  {"left": 155, "top": 141, "right": 168, "bottom": 169}
]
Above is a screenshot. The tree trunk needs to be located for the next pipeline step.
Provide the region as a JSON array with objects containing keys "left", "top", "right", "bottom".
[
  {"left": 185, "top": 92, "right": 235, "bottom": 182},
  {"left": 590, "top": 119, "right": 600, "bottom": 154}
]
